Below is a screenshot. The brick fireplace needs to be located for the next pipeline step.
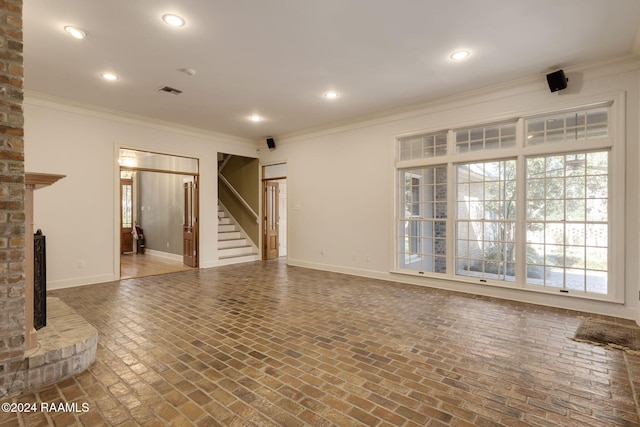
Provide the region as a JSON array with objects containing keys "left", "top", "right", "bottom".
[
  {"left": 0, "top": 1, "right": 97, "bottom": 398},
  {"left": 0, "top": 0, "right": 27, "bottom": 398}
]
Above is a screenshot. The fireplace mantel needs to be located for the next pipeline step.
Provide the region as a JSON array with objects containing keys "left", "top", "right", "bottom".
[
  {"left": 25, "top": 172, "right": 65, "bottom": 349},
  {"left": 26, "top": 172, "right": 66, "bottom": 189}
]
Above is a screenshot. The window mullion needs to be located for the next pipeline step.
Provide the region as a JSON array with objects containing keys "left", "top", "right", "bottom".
[
  {"left": 446, "top": 165, "right": 455, "bottom": 278},
  {"left": 446, "top": 130, "right": 456, "bottom": 278},
  {"left": 514, "top": 118, "right": 527, "bottom": 288},
  {"left": 515, "top": 153, "right": 527, "bottom": 288}
]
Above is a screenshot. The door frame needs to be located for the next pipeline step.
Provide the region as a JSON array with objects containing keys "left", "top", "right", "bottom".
[
  {"left": 261, "top": 163, "right": 287, "bottom": 260},
  {"left": 183, "top": 177, "right": 199, "bottom": 267},
  {"left": 263, "top": 180, "right": 280, "bottom": 259}
]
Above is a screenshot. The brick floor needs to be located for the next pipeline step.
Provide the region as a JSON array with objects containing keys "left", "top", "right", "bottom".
[{"left": 1, "top": 259, "right": 639, "bottom": 426}]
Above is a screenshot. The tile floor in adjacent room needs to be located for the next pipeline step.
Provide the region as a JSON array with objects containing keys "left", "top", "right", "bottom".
[
  {"left": 120, "top": 253, "right": 195, "bottom": 280},
  {"left": 1, "top": 259, "right": 639, "bottom": 426}
]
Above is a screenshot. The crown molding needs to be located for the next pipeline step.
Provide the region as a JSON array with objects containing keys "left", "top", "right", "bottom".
[
  {"left": 273, "top": 55, "right": 639, "bottom": 146},
  {"left": 24, "top": 91, "right": 255, "bottom": 148}
]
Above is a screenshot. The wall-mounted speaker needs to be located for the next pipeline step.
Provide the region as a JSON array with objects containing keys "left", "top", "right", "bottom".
[
  {"left": 266, "top": 137, "right": 276, "bottom": 150},
  {"left": 546, "top": 69, "right": 568, "bottom": 92}
]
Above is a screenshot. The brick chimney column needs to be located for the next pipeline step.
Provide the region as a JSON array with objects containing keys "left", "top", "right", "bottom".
[{"left": 0, "top": 0, "right": 25, "bottom": 398}]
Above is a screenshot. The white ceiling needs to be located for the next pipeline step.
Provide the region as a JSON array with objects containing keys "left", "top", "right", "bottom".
[{"left": 23, "top": 1, "right": 640, "bottom": 142}]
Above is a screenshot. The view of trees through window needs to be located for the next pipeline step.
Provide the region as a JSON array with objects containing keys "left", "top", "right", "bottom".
[
  {"left": 525, "top": 151, "right": 608, "bottom": 293},
  {"left": 396, "top": 105, "right": 614, "bottom": 298},
  {"left": 455, "top": 160, "right": 516, "bottom": 281}
]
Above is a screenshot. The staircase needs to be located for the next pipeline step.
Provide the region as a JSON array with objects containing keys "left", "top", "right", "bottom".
[{"left": 218, "top": 203, "right": 259, "bottom": 264}]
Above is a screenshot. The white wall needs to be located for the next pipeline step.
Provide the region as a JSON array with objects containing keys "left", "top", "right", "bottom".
[
  {"left": 24, "top": 94, "right": 258, "bottom": 289},
  {"left": 137, "top": 171, "right": 184, "bottom": 255},
  {"left": 260, "top": 58, "right": 640, "bottom": 320}
]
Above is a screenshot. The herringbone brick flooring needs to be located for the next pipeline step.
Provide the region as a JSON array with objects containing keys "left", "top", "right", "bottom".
[{"left": 1, "top": 259, "right": 639, "bottom": 426}]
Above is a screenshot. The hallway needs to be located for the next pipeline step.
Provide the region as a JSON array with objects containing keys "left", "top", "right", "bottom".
[{"left": 2, "top": 260, "right": 638, "bottom": 426}]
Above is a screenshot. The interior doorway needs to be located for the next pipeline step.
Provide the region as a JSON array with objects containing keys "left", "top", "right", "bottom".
[
  {"left": 118, "top": 149, "right": 199, "bottom": 279},
  {"left": 264, "top": 181, "right": 279, "bottom": 259},
  {"left": 263, "top": 163, "right": 287, "bottom": 259}
]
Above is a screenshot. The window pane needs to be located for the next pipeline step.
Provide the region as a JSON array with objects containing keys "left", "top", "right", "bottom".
[
  {"left": 398, "top": 132, "right": 447, "bottom": 160},
  {"left": 526, "top": 223, "right": 544, "bottom": 243},
  {"left": 586, "top": 176, "right": 607, "bottom": 198},
  {"left": 565, "top": 177, "right": 585, "bottom": 198},
  {"left": 455, "top": 122, "right": 518, "bottom": 153},
  {"left": 586, "top": 271, "right": 607, "bottom": 294},
  {"left": 525, "top": 107, "right": 608, "bottom": 146},
  {"left": 121, "top": 183, "right": 132, "bottom": 228},
  {"left": 527, "top": 179, "right": 544, "bottom": 199}
]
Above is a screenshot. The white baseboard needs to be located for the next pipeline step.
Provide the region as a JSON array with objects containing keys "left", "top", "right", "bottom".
[
  {"left": 201, "top": 254, "right": 260, "bottom": 268},
  {"left": 286, "top": 258, "right": 637, "bottom": 321},
  {"left": 47, "top": 274, "right": 116, "bottom": 290},
  {"left": 143, "top": 249, "right": 183, "bottom": 262}
]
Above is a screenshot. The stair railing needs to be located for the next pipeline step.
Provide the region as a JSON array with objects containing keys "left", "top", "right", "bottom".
[{"left": 218, "top": 158, "right": 258, "bottom": 222}]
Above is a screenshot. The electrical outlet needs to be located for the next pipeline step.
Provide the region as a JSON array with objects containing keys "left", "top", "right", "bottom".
[
  {"left": 78, "top": 259, "right": 85, "bottom": 268},
  {"left": 166, "top": 242, "right": 170, "bottom": 248}
]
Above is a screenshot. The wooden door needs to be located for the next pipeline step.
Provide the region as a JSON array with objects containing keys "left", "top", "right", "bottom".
[
  {"left": 263, "top": 181, "right": 279, "bottom": 259},
  {"left": 183, "top": 178, "right": 198, "bottom": 267},
  {"left": 120, "top": 178, "right": 134, "bottom": 253}
]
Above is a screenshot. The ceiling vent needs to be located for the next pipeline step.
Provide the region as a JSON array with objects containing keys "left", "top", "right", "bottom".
[{"left": 158, "top": 86, "right": 182, "bottom": 95}]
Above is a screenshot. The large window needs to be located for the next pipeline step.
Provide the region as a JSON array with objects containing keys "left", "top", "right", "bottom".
[{"left": 395, "top": 103, "right": 621, "bottom": 301}]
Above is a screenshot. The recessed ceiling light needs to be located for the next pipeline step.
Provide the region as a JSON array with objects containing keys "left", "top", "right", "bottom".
[
  {"left": 249, "top": 114, "right": 263, "bottom": 122},
  {"left": 324, "top": 91, "right": 339, "bottom": 99},
  {"left": 162, "top": 14, "right": 185, "bottom": 27},
  {"left": 450, "top": 50, "right": 470, "bottom": 61},
  {"left": 64, "top": 26, "right": 87, "bottom": 40},
  {"left": 100, "top": 72, "right": 119, "bottom": 81}
]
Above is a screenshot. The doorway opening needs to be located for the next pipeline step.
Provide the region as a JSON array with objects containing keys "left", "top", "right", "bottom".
[
  {"left": 118, "top": 149, "right": 199, "bottom": 279},
  {"left": 262, "top": 163, "right": 287, "bottom": 260},
  {"left": 218, "top": 153, "right": 260, "bottom": 263}
]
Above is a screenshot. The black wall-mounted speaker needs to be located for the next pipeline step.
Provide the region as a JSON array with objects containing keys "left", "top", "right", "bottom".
[
  {"left": 266, "top": 137, "right": 276, "bottom": 150},
  {"left": 546, "top": 70, "right": 568, "bottom": 92}
]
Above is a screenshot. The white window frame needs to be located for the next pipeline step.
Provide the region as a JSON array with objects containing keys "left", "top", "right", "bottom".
[
  {"left": 398, "top": 167, "right": 447, "bottom": 274},
  {"left": 393, "top": 93, "right": 625, "bottom": 303}
]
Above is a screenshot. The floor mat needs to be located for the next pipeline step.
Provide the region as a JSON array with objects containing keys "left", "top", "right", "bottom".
[{"left": 573, "top": 318, "right": 640, "bottom": 354}]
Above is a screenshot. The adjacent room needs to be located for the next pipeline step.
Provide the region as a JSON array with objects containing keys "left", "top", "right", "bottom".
[
  {"left": 119, "top": 149, "right": 200, "bottom": 279},
  {"left": 1, "top": 1, "right": 640, "bottom": 426}
]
